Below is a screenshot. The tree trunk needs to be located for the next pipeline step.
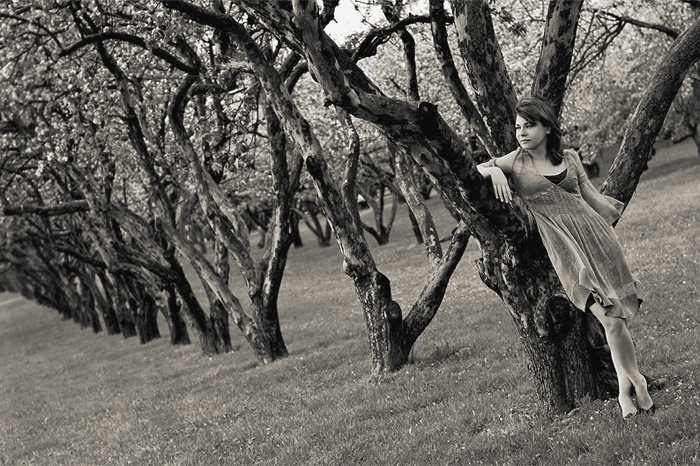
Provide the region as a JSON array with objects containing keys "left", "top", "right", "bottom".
[
  {"left": 302, "top": 202, "right": 332, "bottom": 247},
  {"left": 161, "top": 284, "right": 191, "bottom": 345},
  {"left": 211, "top": 238, "right": 233, "bottom": 353},
  {"left": 476, "top": 235, "right": 598, "bottom": 413},
  {"left": 137, "top": 292, "right": 162, "bottom": 344},
  {"left": 91, "top": 269, "right": 122, "bottom": 335},
  {"left": 450, "top": 0, "right": 518, "bottom": 150},
  {"left": 429, "top": 0, "right": 500, "bottom": 158},
  {"left": 166, "top": 256, "right": 219, "bottom": 355},
  {"left": 113, "top": 277, "right": 138, "bottom": 339},
  {"left": 124, "top": 276, "right": 161, "bottom": 345},
  {"left": 290, "top": 208, "right": 304, "bottom": 248},
  {"left": 530, "top": 0, "right": 583, "bottom": 116},
  {"left": 167, "top": 76, "right": 295, "bottom": 363},
  {"left": 601, "top": 16, "right": 700, "bottom": 203},
  {"left": 158, "top": 218, "right": 278, "bottom": 362},
  {"left": 73, "top": 274, "right": 101, "bottom": 332},
  {"left": 99, "top": 296, "right": 122, "bottom": 336}
]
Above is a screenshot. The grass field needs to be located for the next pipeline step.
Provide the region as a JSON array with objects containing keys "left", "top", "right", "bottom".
[{"left": 1, "top": 139, "right": 699, "bottom": 465}]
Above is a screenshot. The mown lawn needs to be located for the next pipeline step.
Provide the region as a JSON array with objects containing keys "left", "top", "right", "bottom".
[{"left": 1, "top": 139, "right": 699, "bottom": 466}]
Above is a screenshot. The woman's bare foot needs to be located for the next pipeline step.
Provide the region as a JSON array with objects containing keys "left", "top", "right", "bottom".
[
  {"left": 633, "top": 378, "right": 654, "bottom": 411},
  {"left": 619, "top": 394, "right": 638, "bottom": 419}
]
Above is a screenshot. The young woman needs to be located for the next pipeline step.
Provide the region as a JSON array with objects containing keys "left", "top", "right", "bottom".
[{"left": 477, "top": 97, "right": 654, "bottom": 419}]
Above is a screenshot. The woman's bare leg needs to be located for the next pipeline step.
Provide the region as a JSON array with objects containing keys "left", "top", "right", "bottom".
[
  {"left": 589, "top": 303, "right": 653, "bottom": 415},
  {"left": 615, "top": 359, "right": 637, "bottom": 418}
]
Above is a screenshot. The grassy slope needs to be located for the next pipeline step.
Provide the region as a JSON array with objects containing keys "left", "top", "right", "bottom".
[{"left": 1, "top": 139, "right": 699, "bottom": 466}]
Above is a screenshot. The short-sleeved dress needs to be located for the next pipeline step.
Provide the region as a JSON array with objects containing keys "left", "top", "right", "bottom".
[{"left": 510, "top": 148, "right": 643, "bottom": 318}]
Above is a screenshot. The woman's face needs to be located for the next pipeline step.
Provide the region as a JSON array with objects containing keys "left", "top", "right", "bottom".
[{"left": 515, "top": 115, "right": 549, "bottom": 153}]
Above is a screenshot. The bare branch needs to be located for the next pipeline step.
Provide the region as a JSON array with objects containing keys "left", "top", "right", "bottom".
[
  {"left": 60, "top": 32, "right": 200, "bottom": 74},
  {"left": 592, "top": 8, "right": 680, "bottom": 39},
  {"left": 352, "top": 13, "right": 453, "bottom": 62},
  {"left": 2, "top": 200, "right": 89, "bottom": 217}
]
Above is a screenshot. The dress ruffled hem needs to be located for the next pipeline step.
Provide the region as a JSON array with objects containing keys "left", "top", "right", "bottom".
[{"left": 570, "top": 267, "right": 644, "bottom": 319}]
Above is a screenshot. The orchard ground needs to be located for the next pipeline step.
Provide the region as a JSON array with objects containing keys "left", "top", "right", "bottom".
[{"left": 1, "top": 139, "right": 699, "bottom": 465}]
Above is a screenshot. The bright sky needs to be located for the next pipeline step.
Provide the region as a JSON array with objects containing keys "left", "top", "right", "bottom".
[
  {"left": 323, "top": 0, "right": 429, "bottom": 43},
  {"left": 324, "top": 0, "right": 380, "bottom": 42}
]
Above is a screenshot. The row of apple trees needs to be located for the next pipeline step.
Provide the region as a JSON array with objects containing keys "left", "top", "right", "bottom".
[{"left": 1, "top": 0, "right": 698, "bottom": 413}]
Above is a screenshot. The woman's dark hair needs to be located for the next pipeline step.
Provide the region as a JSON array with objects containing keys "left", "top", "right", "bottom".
[{"left": 515, "top": 97, "right": 563, "bottom": 164}]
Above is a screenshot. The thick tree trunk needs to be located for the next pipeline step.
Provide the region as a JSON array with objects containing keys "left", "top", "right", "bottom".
[
  {"left": 429, "top": 0, "right": 499, "bottom": 158},
  {"left": 124, "top": 276, "right": 161, "bottom": 345},
  {"left": 113, "top": 278, "right": 138, "bottom": 339},
  {"left": 476, "top": 235, "right": 598, "bottom": 413},
  {"left": 166, "top": 256, "right": 219, "bottom": 355},
  {"left": 161, "top": 284, "right": 191, "bottom": 345},
  {"left": 530, "top": 0, "right": 583, "bottom": 116},
  {"left": 450, "top": 0, "right": 518, "bottom": 150},
  {"left": 289, "top": 209, "right": 304, "bottom": 248},
  {"left": 90, "top": 269, "right": 121, "bottom": 335},
  {"left": 211, "top": 239, "right": 233, "bottom": 353}
]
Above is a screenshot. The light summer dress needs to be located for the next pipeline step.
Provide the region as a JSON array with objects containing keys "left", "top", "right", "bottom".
[{"left": 510, "top": 148, "right": 643, "bottom": 318}]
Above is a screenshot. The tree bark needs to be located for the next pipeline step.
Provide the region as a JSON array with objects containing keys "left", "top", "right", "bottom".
[
  {"left": 123, "top": 275, "right": 161, "bottom": 345},
  {"left": 162, "top": 284, "right": 191, "bottom": 346},
  {"left": 113, "top": 276, "right": 138, "bottom": 339},
  {"left": 86, "top": 268, "right": 121, "bottom": 335},
  {"left": 450, "top": 0, "right": 519, "bottom": 151},
  {"left": 210, "top": 239, "right": 233, "bottom": 353},
  {"left": 601, "top": 16, "right": 700, "bottom": 204},
  {"left": 475, "top": 233, "right": 598, "bottom": 412},
  {"left": 429, "top": 0, "right": 499, "bottom": 157},
  {"left": 531, "top": 0, "right": 584, "bottom": 116}
]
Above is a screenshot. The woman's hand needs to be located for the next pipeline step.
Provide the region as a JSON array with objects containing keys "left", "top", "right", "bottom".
[
  {"left": 489, "top": 168, "right": 512, "bottom": 204},
  {"left": 477, "top": 162, "right": 513, "bottom": 205}
]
